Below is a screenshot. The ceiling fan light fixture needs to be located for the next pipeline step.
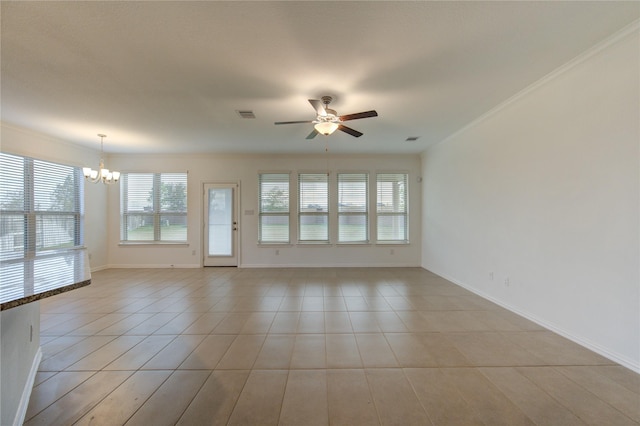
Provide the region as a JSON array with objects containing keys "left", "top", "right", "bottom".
[{"left": 314, "top": 121, "right": 339, "bottom": 136}]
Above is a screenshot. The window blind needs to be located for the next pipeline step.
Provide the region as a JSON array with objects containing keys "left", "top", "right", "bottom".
[
  {"left": 338, "top": 173, "right": 368, "bottom": 243},
  {"left": 298, "top": 173, "right": 329, "bottom": 242},
  {"left": 120, "top": 172, "right": 187, "bottom": 242},
  {"left": 258, "top": 173, "right": 290, "bottom": 243},
  {"left": 0, "top": 153, "right": 84, "bottom": 260},
  {"left": 376, "top": 173, "right": 408, "bottom": 242}
]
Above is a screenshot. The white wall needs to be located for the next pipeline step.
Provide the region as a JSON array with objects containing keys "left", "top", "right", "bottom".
[
  {"left": 421, "top": 26, "right": 639, "bottom": 371},
  {"left": 1, "top": 124, "right": 109, "bottom": 270},
  {"left": 0, "top": 125, "right": 422, "bottom": 269},
  {"left": 107, "top": 153, "right": 422, "bottom": 268},
  {"left": 0, "top": 303, "right": 40, "bottom": 426}
]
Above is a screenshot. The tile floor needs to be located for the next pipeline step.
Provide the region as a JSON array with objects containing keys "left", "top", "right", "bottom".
[{"left": 26, "top": 267, "right": 639, "bottom": 425}]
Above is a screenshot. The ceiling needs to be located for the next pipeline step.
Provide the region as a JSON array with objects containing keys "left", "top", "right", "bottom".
[{"left": 2, "top": 1, "right": 638, "bottom": 155}]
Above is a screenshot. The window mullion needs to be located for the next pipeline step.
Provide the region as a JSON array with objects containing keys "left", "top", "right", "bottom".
[
  {"left": 153, "top": 173, "right": 161, "bottom": 241},
  {"left": 75, "top": 168, "right": 83, "bottom": 247},
  {"left": 24, "top": 158, "right": 36, "bottom": 255},
  {"left": 121, "top": 174, "right": 129, "bottom": 241},
  {"left": 328, "top": 172, "right": 337, "bottom": 244}
]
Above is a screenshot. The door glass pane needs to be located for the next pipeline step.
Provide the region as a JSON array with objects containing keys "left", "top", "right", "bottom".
[{"left": 208, "top": 188, "right": 233, "bottom": 256}]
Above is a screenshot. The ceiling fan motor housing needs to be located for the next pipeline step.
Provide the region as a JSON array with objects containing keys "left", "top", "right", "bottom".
[
  {"left": 317, "top": 109, "right": 338, "bottom": 126},
  {"left": 320, "top": 96, "right": 338, "bottom": 121}
]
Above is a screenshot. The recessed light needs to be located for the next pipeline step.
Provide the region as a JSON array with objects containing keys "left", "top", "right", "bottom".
[
  {"left": 236, "top": 110, "right": 256, "bottom": 119},
  {"left": 405, "top": 136, "right": 420, "bottom": 141}
]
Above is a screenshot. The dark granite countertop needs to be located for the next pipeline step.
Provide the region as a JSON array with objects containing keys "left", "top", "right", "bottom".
[{"left": 0, "top": 249, "right": 91, "bottom": 310}]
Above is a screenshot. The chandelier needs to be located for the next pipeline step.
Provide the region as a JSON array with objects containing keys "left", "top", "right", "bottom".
[{"left": 83, "top": 134, "right": 120, "bottom": 184}]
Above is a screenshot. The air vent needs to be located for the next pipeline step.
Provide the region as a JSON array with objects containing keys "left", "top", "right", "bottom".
[
  {"left": 405, "top": 136, "right": 420, "bottom": 141},
  {"left": 236, "top": 110, "right": 256, "bottom": 119}
]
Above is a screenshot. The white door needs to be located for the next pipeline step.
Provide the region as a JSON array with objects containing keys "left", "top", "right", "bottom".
[{"left": 204, "top": 183, "right": 239, "bottom": 266}]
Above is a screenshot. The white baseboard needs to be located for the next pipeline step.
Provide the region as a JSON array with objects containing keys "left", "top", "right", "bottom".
[
  {"left": 98, "top": 263, "right": 422, "bottom": 269},
  {"left": 427, "top": 267, "right": 640, "bottom": 374},
  {"left": 14, "top": 347, "right": 42, "bottom": 426},
  {"left": 239, "top": 262, "right": 421, "bottom": 268},
  {"left": 106, "top": 263, "right": 201, "bottom": 269},
  {"left": 90, "top": 264, "right": 109, "bottom": 273}
]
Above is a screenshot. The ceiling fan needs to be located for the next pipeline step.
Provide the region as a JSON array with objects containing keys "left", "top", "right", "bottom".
[{"left": 275, "top": 96, "right": 378, "bottom": 139}]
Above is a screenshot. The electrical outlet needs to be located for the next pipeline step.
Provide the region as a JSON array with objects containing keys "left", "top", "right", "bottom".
[
  {"left": 504, "top": 278, "right": 510, "bottom": 287},
  {"left": 489, "top": 272, "right": 494, "bottom": 280},
  {"left": 275, "top": 249, "right": 280, "bottom": 255},
  {"left": 191, "top": 250, "right": 196, "bottom": 256},
  {"left": 390, "top": 248, "right": 395, "bottom": 255}
]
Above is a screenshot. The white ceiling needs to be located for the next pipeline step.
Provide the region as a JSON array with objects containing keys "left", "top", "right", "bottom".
[{"left": 2, "top": 1, "right": 638, "bottom": 155}]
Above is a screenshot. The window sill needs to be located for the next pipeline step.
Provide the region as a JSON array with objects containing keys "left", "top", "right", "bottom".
[
  {"left": 118, "top": 242, "right": 189, "bottom": 247},
  {"left": 257, "top": 243, "right": 293, "bottom": 247},
  {"left": 375, "top": 241, "right": 410, "bottom": 245}
]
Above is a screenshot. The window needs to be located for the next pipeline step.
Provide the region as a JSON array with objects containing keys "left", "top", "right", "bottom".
[
  {"left": 0, "top": 153, "right": 84, "bottom": 260},
  {"left": 258, "top": 173, "right": 290, "bottom": 243},
  {"left": 338, "top": 173, "right": 369, "bottom": 243},
  {"left": 120, "top": 173, "right": 187, "bottom": 242},
  {"left": 376, "top": 173, "right": 408, "bottom": 242},
  {"left": 298, "top": 173, "right": 329, "bottom": 242}
]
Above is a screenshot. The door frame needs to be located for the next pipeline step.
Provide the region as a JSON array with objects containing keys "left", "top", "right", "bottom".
[{"left": 202, "top": 181, "right": 240, "bottom": 267}]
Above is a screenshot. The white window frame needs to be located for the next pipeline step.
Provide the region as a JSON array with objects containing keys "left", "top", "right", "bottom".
[
  {"left": 337, "top": 172, "right": 369, "bottom": 244},
  {"left": 0, "top": 152, "right": 84, "bottom": 260},
  {"left": 258, "top": 172, "right": 291, "bottom": 244},
  {"left": 376, "top": 172, "right": 409, "bottom": 243},
  {"left": 298, "top": 172, "right": 330, "bottom": 244},
  {"left": 120, "top": 172, "right": 188, "bottom": 243}
]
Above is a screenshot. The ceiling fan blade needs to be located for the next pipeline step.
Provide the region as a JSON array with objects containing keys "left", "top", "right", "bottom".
[
  {"left": 308, "top": 99, "right": 327, "bottom": 116},
  {"left": 306, "top": 129, "right": 319, "bottom": 140},
  {"left": 338, "top": 124, "right": 363, "bottom": 138},
  {"left": 274, "top": 120, "right": 314, "bottom": 125},
  {"left": 339, "top": 110, "right": 378, "bottom": 122}
]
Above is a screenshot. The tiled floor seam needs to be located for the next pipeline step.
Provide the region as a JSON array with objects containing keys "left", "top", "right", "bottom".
[
  {"left": 361, "top": 367, "right": 386, "bottom": 426},
  {"left": 171, "top": 369, "right": 216, "bottom": 425},
  {"left": 552, "top": 365, "right": 640, "bottom": 424},
  {"left": 24, "top": 371, "right": 99, "bottom": 423}
]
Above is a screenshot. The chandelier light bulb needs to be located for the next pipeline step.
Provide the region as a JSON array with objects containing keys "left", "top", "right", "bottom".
[{"left": 83, "top": 134, "right": 120, "bottom": 185}]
